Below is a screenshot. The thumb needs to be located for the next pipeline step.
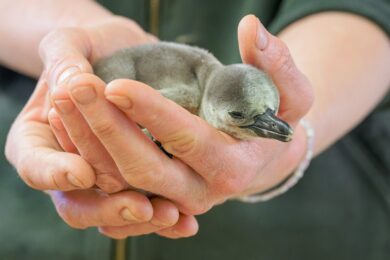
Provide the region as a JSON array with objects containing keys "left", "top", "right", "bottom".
[
  {"left": 39, "top": 28, "right": 93, "bottom": 91},
  {"left": 237, "top": 15, "right": 313, "bottom": 125}
]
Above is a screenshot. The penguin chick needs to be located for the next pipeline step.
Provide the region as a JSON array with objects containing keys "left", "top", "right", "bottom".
[{"left": 94, "top": 42, "right": 293, "bottom": 142}]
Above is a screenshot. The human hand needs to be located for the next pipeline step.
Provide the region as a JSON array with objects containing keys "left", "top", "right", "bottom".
[
  {"left": 4, "top": 75, "right": 198, "bottom": 239},
  {"left": 40, "top": 16, "right": 157, "bottom": 192},
  {"left": 49, "top": 189, "right": 198, "bottom": 239},
  {"left": 38, "top": 17, "right": 200, "bottom": 238},
  {"left": 5, "top": 74, "right": 96, "bottom": 191},
  {"left": 49, "top": 15, "right": 313, "bottom": 216}
]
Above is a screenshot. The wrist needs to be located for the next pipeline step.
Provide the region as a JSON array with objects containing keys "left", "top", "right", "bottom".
[
  {"left": 239, "top": 119, "right": 310, "bottom": 198},
  {"left": 0, "top": 0, "right": 114, "bottom": 77},
  {"left": 39, "top": 16, "right": 153, "bottom": 88}
]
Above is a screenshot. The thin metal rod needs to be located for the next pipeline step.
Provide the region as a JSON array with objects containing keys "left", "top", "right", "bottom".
[
  {"left": 114, "top": 239, "right": 127, "bottom": 260},
  {"left": 149, "top": 0, "right": 160, "bottom": 36}
]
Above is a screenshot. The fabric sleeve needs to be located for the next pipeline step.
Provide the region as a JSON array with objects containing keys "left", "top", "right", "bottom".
[
  {"left": 268, "top": 0, "right": 390, "bottom": 109},
  {"left": 268, "top": 0, "right": 390, "bottom": 36}
]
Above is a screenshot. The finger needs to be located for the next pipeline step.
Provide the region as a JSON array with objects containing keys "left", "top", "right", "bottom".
[
  {"left": 105, "top": 80, "right": 259, "bottom": 197},
  {"left": 39, "top": 28, "right": 93, "bottom": 90},
  {"left": 99, "top": 214, "right": 197, "bottom": 239},
  {"left": 66, "top": 73, "right": 206, "bottom": 208},
  {"left": 149, "top": 197, "right": 180, "bottom": 228},
  {"left": 48, "top": 108, "right": 78, "bottom": 153},
  {"left": 99, "top": 197, "right": 180, "bottom": 239},
  {"left": 51, "top": 86, "right": 129, "bottom": 193},
  {"left": 156, "top": 214, "right": 199, "bottom": 239},
  {"left": 9, "top": 129, "right": 95, "bottom": 191},
  {"left": 237, "top": 14, "right": 314, "bottom": 125},
  {"left": 49, "top": 190, "right": 153, "bottom": 229},
  {"left": 5, "top": 77, "right": 96, "bottom": 191},
  {"left": 40, "top": 18, "right": 158, "bottom": 91}
]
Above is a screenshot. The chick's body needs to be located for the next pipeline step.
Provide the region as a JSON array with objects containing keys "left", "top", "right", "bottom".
[
  {"left": 95, "top": 42, "right": 220, "bottom": 114},
  {"left": 94, "top": 42, "right": 292, "bottom": 142}
]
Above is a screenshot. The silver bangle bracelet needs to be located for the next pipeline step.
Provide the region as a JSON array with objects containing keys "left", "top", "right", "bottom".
[{"left": 236, "top": 119, "right": 315, "bottom": 203}]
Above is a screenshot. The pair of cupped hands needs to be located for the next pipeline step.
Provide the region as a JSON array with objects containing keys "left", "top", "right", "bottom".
[{"left": 5, "top": 15, "right": 313, "bottom": 239}]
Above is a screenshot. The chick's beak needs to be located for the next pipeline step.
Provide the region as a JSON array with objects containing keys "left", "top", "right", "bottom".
[{"left": 240, "top": 109, "right": 293, "bottom": 142}]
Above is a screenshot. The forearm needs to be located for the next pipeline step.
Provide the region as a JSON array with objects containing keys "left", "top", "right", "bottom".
[
  {"left": 278, "top": 12, "right": 390, "bottom": 155},
  {"left": 0, "top": 0, "right": 113, "bottom": 77}
]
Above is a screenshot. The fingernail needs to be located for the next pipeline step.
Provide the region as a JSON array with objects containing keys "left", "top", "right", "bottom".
[
  {"left": 255, "top": 18, "right": 268, "bottom": 50},
  {"left": 57, "top": 67, "right": 80, "bottom": 85},
  {"left": 53, "top": 99, "right": 75, "bottom": 114},
  {"left": 120, "top": 208, "right": 139, "bottom": 222},
  {"left": 71, "top": 86, "right": 96, "bottom": 105},
  {"left": 67, "top": 174, "right": 83, "bottom": 188},
  {"left": 106, "top": 95, "right": 132, "bottom": 109}
]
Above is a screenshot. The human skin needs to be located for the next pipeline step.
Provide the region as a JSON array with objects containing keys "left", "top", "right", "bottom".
[
  {"left": 277, "top": 12, "right": 390, "bottom": 154},
  {"left": 3, "top": 0, "right": 197, "bottom": 239},
  {"left": 1, "top": 0, "right": 157, "bottom": 192},
  {"left": 48, "top": 12, "right": 390, "bottom": 240},
  {"left": 4, "top": 2, "right": 390, "bottom": 239},
  {"left": 0, "top": 0, "right": 112, "bottom": 77}
]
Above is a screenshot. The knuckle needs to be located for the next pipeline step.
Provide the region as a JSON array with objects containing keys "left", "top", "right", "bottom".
[
  {"left": 49, "top": 56, "right": 77, "bottom": 81},
  {"left": 67, "top": 125, "right": 87, "bottom": 140},
  {"left": 39, "top": 27, "right": 79, "bottom": 52},
  {"left": 95, "top": 174, "right": 124, "bottom": 194},
  {"left": 39, "top": 27, "right": 92, "bottom": 86},
  {"left": 39, "top": 28, "right": 73, "bottom": 60},
  {"left": 163, "top": 132, "right": 200, "bottom": 158},
  {"left": 49, "top": 173, "right": 62, "bottom": 190},
  {"left": 39, "top": 29, "right": 59, "bottom": 54},
  {"left": 45, "top": 154, "right": 73, "bottom": 190},
  {"left": 44, "top": 55, "right": 76, "bottom": 88},
  {"left": 68, "top": 128, "right": 94, "bottom": 147},
  {"left": 92, "top": 120, "right": 117, "bottom": 139},
  {"left": 17, "top": 158, "right": 40, "bottom": 190},
  {"left": 120, "top": 161, "right": 164, "bottom": 189},
  {"left": 20, "top": 173, "right": 39, "bottom": 190},
  {"left": 50, "top": 169, "right": 75, "bottom": 191}
]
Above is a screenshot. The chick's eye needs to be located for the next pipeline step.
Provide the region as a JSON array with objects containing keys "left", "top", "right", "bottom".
[{"left": 228, "top": 111, "right": 245, "bottom": 119}]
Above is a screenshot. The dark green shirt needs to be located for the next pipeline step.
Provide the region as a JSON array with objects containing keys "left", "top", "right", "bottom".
[{"left": 1, "top": 1, "right": 389, "bottom": 259}]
